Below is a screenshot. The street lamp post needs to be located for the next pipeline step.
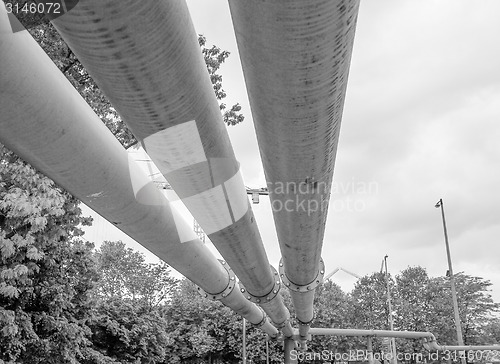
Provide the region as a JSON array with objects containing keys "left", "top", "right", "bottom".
[{"left": 435, "top": 198, "right": 466, "bottom": 364}]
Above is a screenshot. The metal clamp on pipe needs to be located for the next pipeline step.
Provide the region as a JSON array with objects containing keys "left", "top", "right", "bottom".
[
  {"left": 239, "top": 265, "right": 281, "bottom": 303},
  {"left": 197, "top": 260, "right": 236, "bottom": 300},
  {"left": 279, "top": 258, "right": 325, "bottom": 292}
]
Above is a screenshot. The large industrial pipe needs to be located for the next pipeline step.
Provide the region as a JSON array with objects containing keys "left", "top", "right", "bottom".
[
  {"left": 229, "top": 0, "right": 360, "bottom": 337},
  {"left": 0, "top": 12, "right": 278, "bottom": 337},
  {"left": 423, "top": 341, "right": 500, "bottom": 352},
  {"left": 308, "top": 328, "right": 435, "bottom": 339},
  {"left": 308, "top": 329, "right": 500, "bottom": 352},
  {"left": 50, "top": 0, "right": 293, "bottom": 335}
]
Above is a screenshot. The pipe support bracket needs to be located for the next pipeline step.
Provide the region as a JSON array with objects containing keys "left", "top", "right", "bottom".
[{"left": 279, "top": 258, "right": 325, "bottom": 292}]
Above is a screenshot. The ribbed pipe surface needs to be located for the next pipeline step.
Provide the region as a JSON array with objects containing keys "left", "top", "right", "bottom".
[
  {"left": 51, "top": 0, "right": 291, "bottom": 330},
  {"left": 0, "top": 14, "right": 277, "bottom": 336},
  {"left": 229, "top": 0, "right": 360, "bottom": 324}
]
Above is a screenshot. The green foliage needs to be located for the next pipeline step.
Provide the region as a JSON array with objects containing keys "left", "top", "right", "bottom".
[
  {"left": 198, "top": 35, "right": 245, "bottom": 126},
  {"left": 483, "top": 318, "right": 500, "bottom": 344},
  {"left": 308, "top": 281, "right": 352, "bottom": 353},
  {"left": 393, "top": 267, "right": 439, "bottom": 361},
  {"left": 28, "top": 25, "right": 244, "bottom": 151},
  {"left": 455, "top": 273, "right": 500, "bottom": 345},
  {"left": 94, "top": 241, "right": 177, "bottom": 308},
  {"left": 88, "top": 299, "right": 172, "bottom": 364},
  {"left": 1, "top": 145, "right": 96, "bottom": 363},
  {"left": 83, "top": 241, "right": 179, "bottom": 363},
  {"left": 351, "top": 272, "right": 391, "bottom": 330},
  {"left": 425, "top": 273, "right": 500, "bottom": 346},
  {"left": 163, "top": 279, "right": 236, "bottom": 363},
  {"left": 160, "top": 279, "right": 283, "bottom": 364}
]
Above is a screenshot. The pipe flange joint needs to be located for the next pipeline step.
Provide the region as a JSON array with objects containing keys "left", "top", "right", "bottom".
[
  {"left": 239, "top": 264, "right": 281, "bottom": 304},
  {"left": 297, "top": 317, "right": 314, "bottom": 326},
  {"left": 196, "top": 260, "right": 236, "bottom": 300},
  {"left": 278, "top": 257, "right": 325, "bottom": 293}
]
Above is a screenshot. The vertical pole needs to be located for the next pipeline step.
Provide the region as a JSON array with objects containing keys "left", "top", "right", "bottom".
[
  {"left": 284, "top": 338, "right": 298, "bottom": 364},
  {"left": 437, "top": 199, "right": 466, "bottom": 364},
  {"left": 243, "top": 318, "right": 247, "bottom": 364},
  {"left": 266, "top": 338, "right": 270, "bottom": 364},
  {"left": 367, "top": 337, "right": 374, "bottom": 364},
  {"left": 384, "top": 256, "right": 397, "bottom": 364}
]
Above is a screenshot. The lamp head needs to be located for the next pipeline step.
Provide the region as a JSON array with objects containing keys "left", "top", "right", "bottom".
[{"left": 435, "top": 200, "right": 442, "bottom": 208}]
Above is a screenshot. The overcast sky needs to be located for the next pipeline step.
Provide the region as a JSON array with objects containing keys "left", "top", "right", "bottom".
[{"left": 84, "top": 0, "right": 500, "bottom": 303}]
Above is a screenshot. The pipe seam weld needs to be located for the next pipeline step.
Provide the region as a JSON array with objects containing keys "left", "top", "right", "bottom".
[
  {"left": 273, "top": 317, "right": 291, "bottom": 330},
  {"left": 298, "top": 318, "right": 314, "bottom": 326},
  {"left": 248, "top": 307, "right": 269, "bottom": 329},
  {"left": 196, "top": 260, "right": 235, "bottom": 300},
  {"left": 279, "top": 258, "right": 325, "bottom": 292},
  {"left": 239, "top": 265, "right": 281, "bottom": 303}
]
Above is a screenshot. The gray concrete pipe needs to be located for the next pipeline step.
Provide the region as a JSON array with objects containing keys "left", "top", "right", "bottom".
[
  {"left": 0, "top": 14, "right": 278, "bottom": 337},
  {"left": 228, "top": 0, "right": 360, "bottom": 334},
  {"left": 49, "top": 0, "right": 292, "bottom": 334}
]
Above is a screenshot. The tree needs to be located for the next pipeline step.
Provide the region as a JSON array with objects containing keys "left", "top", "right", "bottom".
[
  {"left": 85, "top": 241, "right": 178, "bottom": 362},
  {"left": 160, "top": 278, "right": 286, "bottom": 364},
  {"left": 350, "top": 273, "right": 395, "bottom": 355},
  {"left": 394, "top": 266, "right": 437, "bottom": 362},
  {"left": 198, "top": 35, "right": 244, "bottom": 126},
  {"left": 452, "top": 273, "right": 499, "bottom": 346},
  {"left": 87, "top": 298, "right": 173, "bottom": 364},
  {"left": 351, "top": 273, "right": 391, "bottom": 329},
  {"left": 308, "top": 280, "right": 352, "bottom": 355},
  {"left": 393, "top": 267, "right": 500, "bottom": 362},
  {"left": 27, "top": 24, "right": 244, "bottom": 151},
  {"left": 482, "top": 318, "right": 500, "bottom": 345},
  {"left": 419, "top": 274, "right": 500, "bottom": 347},
  {"left": 163, "top": 279, "right": 225, "bottom": 363},
  {"left": 0, "top": 146, "right": 98, "bottom": 363},
  {"left": 94, "top": 240, "right": 178, "bottom": 308}
]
